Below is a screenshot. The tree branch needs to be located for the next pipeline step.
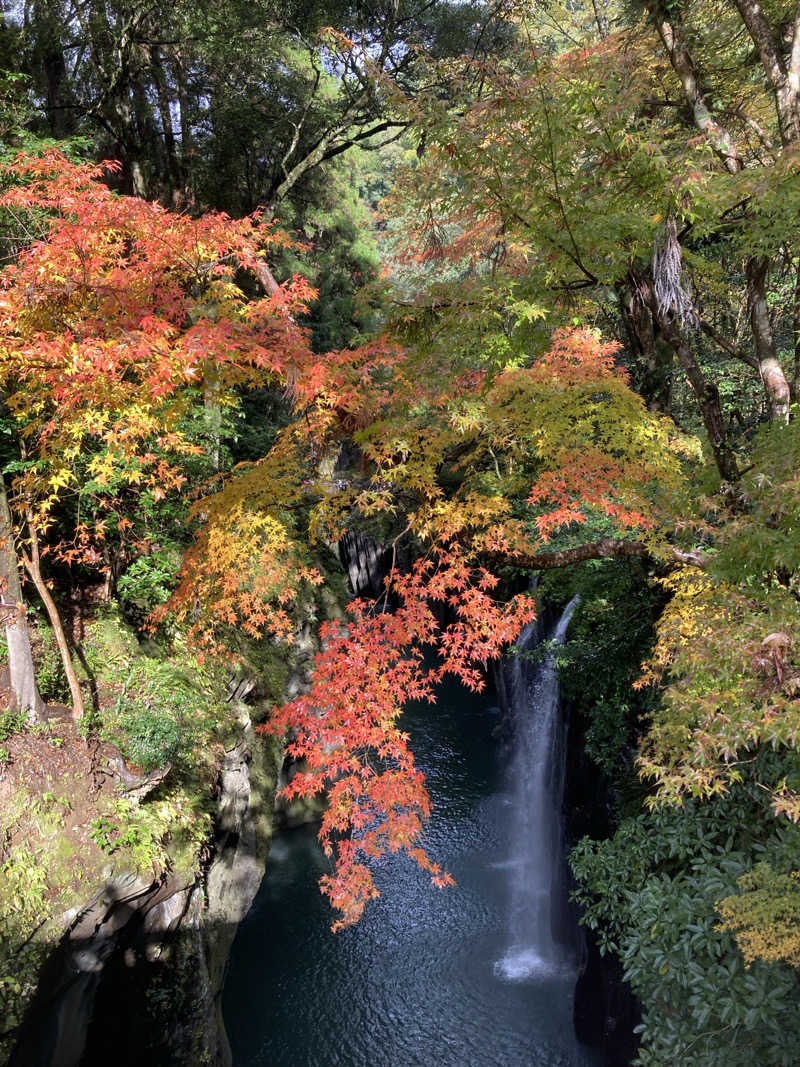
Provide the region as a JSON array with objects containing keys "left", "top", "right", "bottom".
[
  {"left": 699, "top": 319, "right": 759, "bottom": 369},
  {"left": 484, "top": 537, "right": 708, "bottom": 571},
  {"left": 649, "top": 1, "right": 743, "bottom": 174}
]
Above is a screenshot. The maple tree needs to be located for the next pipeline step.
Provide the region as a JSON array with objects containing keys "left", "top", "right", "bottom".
[
  {"left": 166, "top": 318, "right": 696, "bottom": 926},
  {"left": 266, "top": 550, "right": 535, "bottom": 928},
  {"left": 0, "top": 149, "right": 314, "bottom": 718},
  {"left": 385, "top": 7, "right": 800, "bottom": 482}
]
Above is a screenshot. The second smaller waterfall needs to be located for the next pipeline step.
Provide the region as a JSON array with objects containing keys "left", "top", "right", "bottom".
[{"left": 495, "top": 595, "right": 580, "bottom": 981}]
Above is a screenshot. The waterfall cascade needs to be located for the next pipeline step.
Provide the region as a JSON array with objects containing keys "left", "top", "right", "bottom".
[{"left": 496, "top": 595, "right": 580, "bottom": 981}]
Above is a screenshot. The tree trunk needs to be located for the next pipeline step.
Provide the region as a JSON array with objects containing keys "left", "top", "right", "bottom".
[
  {"left": 732, "top": 0, "right": 800, "bottom": 145},
  {"left": 175, "top": 53, "right": 195, "bottom": 202},
  {"left": 650, "top": 2, "right": 793, "bottom": 422},
  {"left": 636, "top": 271, "right": 739, "bottom": 481},
  {"left": 132, "top": 56, "right": 159, "bottom": 193},
  {"left": 659, "top": 314, "right": 739, "bottom": 481},
  {"left": 110, "top": 90, "right": 148, "bottom": 197},
  {"left": 746, "top": 257, "right": 791, "bottom": 422},
  {"left": 21, "top": 509, "right": 85, "bottom": 721},
  {"left": 204, "top": 378, "right": 222, "bottom": 473},
  {"left": 649, "top": 2, "right": 743, "bottom": 173},
  {"left": 151, "top": 45, "right": 181, "bottom": 201},
  {"left": 0, "top": 479, "right": 44, "bottom": 723},
  {"left": 619, "top": 286, "right": 673, "bottom": 412}
]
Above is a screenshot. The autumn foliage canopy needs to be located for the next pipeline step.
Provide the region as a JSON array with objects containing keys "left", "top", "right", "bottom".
[{"left": 0, "top": 151, "right": 693, "bottom": 928}]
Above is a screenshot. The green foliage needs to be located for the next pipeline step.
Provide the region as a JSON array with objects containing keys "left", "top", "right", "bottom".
[
  {"left": 571, "top": 768, "right": 800, "bottom": 1066},
  {"left": 108, "top": 698, "right": 181, "bottom": 771},
  {"left": 102, "top": 661, "right": 213, "bottom": 771},
  {"left": 83, "top": 609, "right": 142, "bottom": 679},
  {"left": 0, "top": 790, "right": 74, "bottom": 1058},
  {"left": 583, "top": 695, "right": 633, "bottom": 777},
  {"left": 88, "top": 815, "right": 118, "bottom": 854},
  {"left": 637, "top": 569, "right": 800, "bottom": 813},
  {"left": 117, "top": 548, "right": 182, "bottom": 615},
  {"left": 87, "top": 794, "right": 212, "bottom": 875},
  {"left": 712, "top": 421, "right": 800, "bottom": 585},
  {"left": 272, "top": 153, "right": 382, "bottom": 352},
  {"left": 229, "top": 385, "right": 293, "bottom": 464},
  {"left": 0, "top": 842, "right": 49, "bottom": 1028},
  {"left": 541, "top": 559, "right": 661, "bottom": 775},
  {"left": 0, "top": 706, "right": 27, "bottom": 742},
  {"left": 33, "top": 624, "right": 69, "bottom": 704},
  {"left": 83, "top": 608, "right": 229, "bottom": 774}
]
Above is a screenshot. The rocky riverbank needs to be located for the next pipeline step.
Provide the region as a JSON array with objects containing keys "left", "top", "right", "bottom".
[{"left": 0, "top": 606, "right": 327, "bottom": 1067}]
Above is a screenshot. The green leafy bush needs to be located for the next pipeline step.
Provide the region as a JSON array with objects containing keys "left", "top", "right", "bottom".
[
  {"left": 0, "top": 707, "right": 27, "bottom": 742},
  {"left": 87, "top": 609, "right": 228, "bottom": 778},
  {"left": 101, "top": 659, "right": 219, "bottom": 772},
  {"left": 104, "top": 680, "right": 183, "bottom": 771},
  {"left": 117, "top": 548, "right": 181, "bottom": 616},
  {"left": 570, "top": 761, "right": 800, "bottom": 1067},
  {"left": 112, "top": 702, "right": 181, "bottom": 771}
]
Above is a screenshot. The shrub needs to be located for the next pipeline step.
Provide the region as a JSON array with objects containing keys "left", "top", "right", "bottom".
[
  {"left": 0, "top": 708, "right": 27, "bottom": 742},
  {"left": 117, "top": 548, "right": 180, "bottom": 618},
  {"left": 34, "top": 626, "right": 69, "bottom": 704},
  {"left": 101, "top": 660, "right": 213, "bottom": 772},
  {"left": 110, "top": 701, "right": 181, "bottom": 771}
]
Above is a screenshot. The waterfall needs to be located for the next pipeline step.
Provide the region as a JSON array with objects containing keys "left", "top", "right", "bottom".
[{"left": 495, "top": 595, "right": 580, "bottom": 981}]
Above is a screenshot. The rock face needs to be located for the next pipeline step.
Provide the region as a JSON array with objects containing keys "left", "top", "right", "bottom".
[
  {"left": 202, "top": 707, "right": 281, "bottom": 1066},
  {"left": 9, "top": 871, "right": 199, "bottom": 1067},
  {"left": 337, "top": 530, "right": 393, "bottom": 598},
  {"left": 563, "top": 694, "right": 641, "bottom": 1067},
  {"left": 8, "top": 705, "right": 282, "bottom": 1067},
  {"left": 573, "top": 932, "right": 640, "bottom": 1067}
]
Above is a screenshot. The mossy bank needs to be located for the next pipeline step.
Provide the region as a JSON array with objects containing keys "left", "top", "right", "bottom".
[{"left": 0, "top": 595, "right": 330, "bottom": 1067}]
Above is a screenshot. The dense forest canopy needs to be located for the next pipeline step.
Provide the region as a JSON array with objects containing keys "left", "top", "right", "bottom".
[{"left": 0, "top": 1, "right": 799, "bottom": 1064}]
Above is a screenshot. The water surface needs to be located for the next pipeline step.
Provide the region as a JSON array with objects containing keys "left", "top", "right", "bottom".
[{"left": 222, "top": 670, "right": 598, "bottom": 1067}]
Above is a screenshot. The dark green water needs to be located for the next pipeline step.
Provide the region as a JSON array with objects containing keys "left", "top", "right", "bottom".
[{"left": 222, "top": 675, "right": 599, "bottom": 1067}]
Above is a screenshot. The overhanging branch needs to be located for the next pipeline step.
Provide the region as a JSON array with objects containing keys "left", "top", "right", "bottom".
[{"left": 484, "top": 537, "right": 708, "bottom": 571}]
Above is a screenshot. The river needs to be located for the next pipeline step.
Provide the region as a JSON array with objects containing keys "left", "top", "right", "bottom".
[{"left": 222, "top": 612, "right": 600, "bottom": 1067}]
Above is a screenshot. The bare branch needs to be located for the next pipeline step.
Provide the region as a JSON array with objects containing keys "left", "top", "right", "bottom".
[{"left": 699, "top": 319, "right": 759, "bottom": 369}]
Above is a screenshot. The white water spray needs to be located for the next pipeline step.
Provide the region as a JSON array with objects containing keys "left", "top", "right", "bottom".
[{"left": 495, "top": 595, "right": 580, "bottom": 981}]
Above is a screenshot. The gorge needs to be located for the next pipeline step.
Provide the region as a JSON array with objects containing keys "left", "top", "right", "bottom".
[{"left": 221, "top": 598, "right": 600, "bottom": 1067}]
